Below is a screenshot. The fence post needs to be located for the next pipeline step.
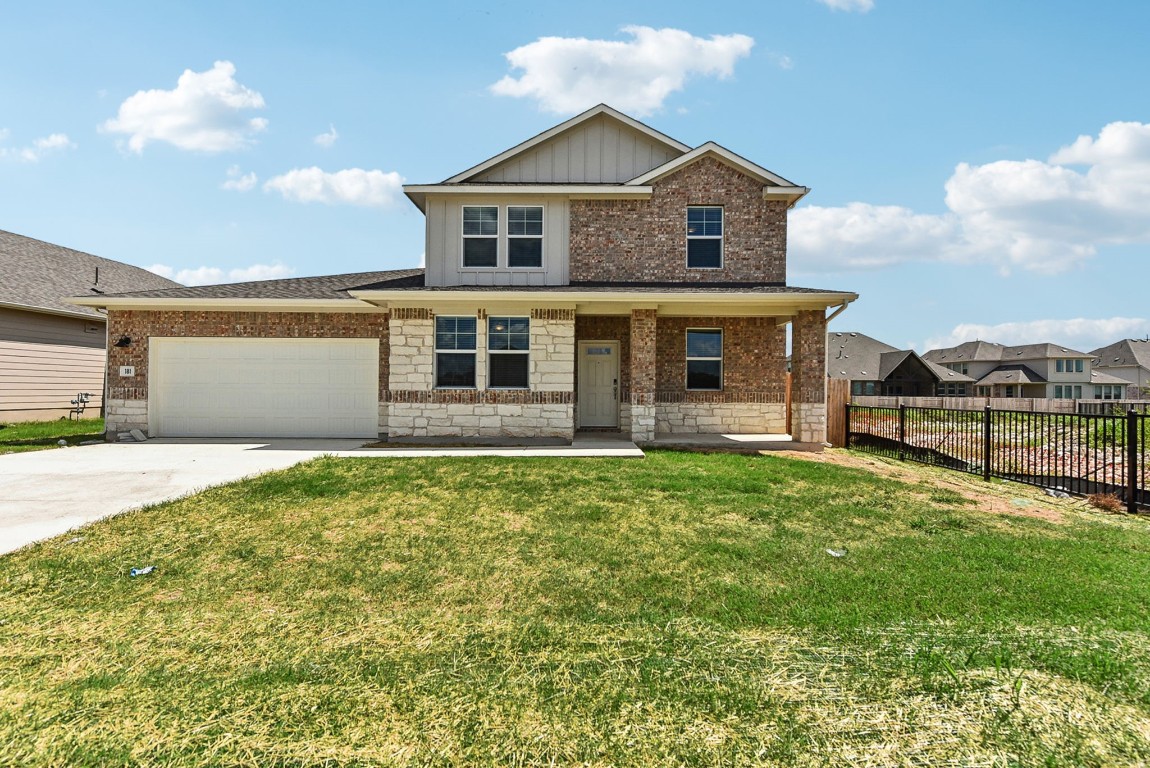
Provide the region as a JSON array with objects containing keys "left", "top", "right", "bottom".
[
  {"left": 844, "top": 402, "right": 852, "bottom": 449},
  {"left": 983, "top": 405, "right": 992, "bottom": 482},
  {"left": 898, "top": 403, "right": 906, "bottom": 461},
  {"left": 1129, "top": 409, "right": 1139, "bottom": 515}
]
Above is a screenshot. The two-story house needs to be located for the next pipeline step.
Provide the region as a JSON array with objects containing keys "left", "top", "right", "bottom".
[
  {"left": 826, "top": 332, "right": 974, "bottom": 397},
  {"left": 923, "top": 341, "right": 1125, "bottom": 399},
  {"left": 1090, "top": 339, "right": 1150, "bottom": 399},
  {"left": 73, "top": 105, "right": 857, "bottom": 444}
]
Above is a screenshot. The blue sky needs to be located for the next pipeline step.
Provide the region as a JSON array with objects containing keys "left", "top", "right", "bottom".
[{"left": 3, "top": 0, "right": 1148, "bottom": 352}]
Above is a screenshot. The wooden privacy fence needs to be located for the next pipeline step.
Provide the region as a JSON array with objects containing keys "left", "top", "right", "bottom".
[
  {"left": 846, "top": 403, "right": 1148, "bottom": 514},
  {"left": 826, "top": 378, "right": 851, "bottom": 446}
]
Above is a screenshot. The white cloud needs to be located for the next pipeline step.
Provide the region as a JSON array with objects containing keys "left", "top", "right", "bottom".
[
  {"left": 263, "top": 167, "right": 405, "bottom": 208},
  {"left": 314, "top": 124, "right": 339, "bottom": 147},
  {"left": 816, "top": 0, "right": 875, "bottom": 11},
  {"left": 490, "top": 26, "right": 754, "bottom": 116},
  {"left": 102, "top": 61, "right": 267, "bottom": 153},
  {"left": 922, "top": 317, "right": 1150, "bottom": 353},
  {"left": 220, "top": 165, "right": 258, "bottom": 192},
  {"left": 790, "top": 120, "right": 1150, "bottom": 275},
  {"left": 146, "top": 262, "right": 295, "bottom": 286},
  {"left": 0, "top": 131, "right": 76, "bottom": 162}
]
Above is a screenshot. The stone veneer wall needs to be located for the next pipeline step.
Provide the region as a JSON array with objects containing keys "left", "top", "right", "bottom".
[
  {"left": 103, "top": 310, "right": 388, "bottom": 437},
  {"left": 656, "top": 403, "right": 787, "bottom": 434},
  {"left": 568, "top": 157, "right": 788, "bottom": 283},
  {"left": 387, "top": 308, "right": 576, "bottom": 439}
]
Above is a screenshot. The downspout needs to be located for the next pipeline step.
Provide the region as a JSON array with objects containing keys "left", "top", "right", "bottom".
[{"left": 825, "top": 298, "right": 854, "bottom": 326}]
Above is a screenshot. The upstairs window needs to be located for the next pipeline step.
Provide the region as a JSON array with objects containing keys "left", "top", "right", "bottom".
[
  {"left": 686, "top": 328, "right": 722, "bottom": 390},
  {"left": 1056, "top": 358, "right": 1084, "bottom": 373},
  {"left": 462, "top": 206, "right": 498, "bottom": 268},
  {"left": 435, "top": 316, "right": 477, "bottom": 388},
  {"left": 507, "top": 206, "right": 543, "bottom": 268},
  {"left": 687, "top": 206, "right": 723, "bottom": 269},
  {"left": 488, "top": 316, "right": 530, "bottom": 388}
]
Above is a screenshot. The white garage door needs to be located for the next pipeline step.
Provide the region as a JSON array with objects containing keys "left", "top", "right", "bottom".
[{"left": 149, "top": 338, "right": 380, "bottom": 438}]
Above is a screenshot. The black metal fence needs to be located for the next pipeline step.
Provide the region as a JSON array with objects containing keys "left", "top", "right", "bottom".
[{"left": 846, "top": 404, "right": 1148, "bottom": 513}]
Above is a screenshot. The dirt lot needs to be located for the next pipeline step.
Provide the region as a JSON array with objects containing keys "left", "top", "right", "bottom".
[{"left": 769, "top": 448, "right": 1124, "bottom": 524}]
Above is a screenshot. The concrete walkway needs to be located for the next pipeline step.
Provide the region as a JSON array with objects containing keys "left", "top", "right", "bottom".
[{"left": 0, "top": 436, "right": 643, "bottom": 555}]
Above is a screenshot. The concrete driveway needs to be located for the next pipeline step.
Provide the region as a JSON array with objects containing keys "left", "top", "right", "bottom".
[{"left": 0, "top": 438, "right": 370, "bottom": 555}]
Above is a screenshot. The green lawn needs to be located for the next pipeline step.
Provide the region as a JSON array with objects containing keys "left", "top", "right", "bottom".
[
  {"left": 0, "top": 418, "right": 104, "bottom": 454},
  {"left": 2, "top": 451, "right": 1148, "bottom": 766}
]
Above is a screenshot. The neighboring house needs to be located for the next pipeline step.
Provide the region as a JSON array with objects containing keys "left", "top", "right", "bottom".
[
  {"left": 73, "top": 104, "right": 857, "bottom": 443},
  {"left": 1090, "top": 339, "right": 1150, "bottom": 398},
  {"left": 827, "top": 331, "right": 974, "bottom": 396},
  {"left": 0, "top": 230, "right": 180, "bottom": 422},
  {"left": 922, "top": 341, "right": 1115, "bottom": 399}
]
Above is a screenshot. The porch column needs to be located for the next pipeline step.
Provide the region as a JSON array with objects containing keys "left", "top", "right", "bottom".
[
  {"left": 629, "top": 308, "right": 657, "bottom": 442},
  {"left": 791, "top": 309, "right": 827, "bottom": 444}
]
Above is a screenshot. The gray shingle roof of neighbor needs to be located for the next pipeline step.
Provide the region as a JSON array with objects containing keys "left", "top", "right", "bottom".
[
  {"left": 974, "top": 364, "right": 1046, "bottom": 386},
  {"left": 826, "top": 331, "right": 974, "bottom": 383},
  {"left": 91, "top": 269, "right": 425, "bottom": 299},
  {"left": 924, "top": 339, "right": 1091, "bottom": 362},
  {"left": 1091, "top": 338, "right": 1150, "bottom": 370},
  {"left": 1090, "top": 369, "right": 1132, "bottom": 386},
  {"left": 0, "top": 229, "right": 182, "bottom": 318}
]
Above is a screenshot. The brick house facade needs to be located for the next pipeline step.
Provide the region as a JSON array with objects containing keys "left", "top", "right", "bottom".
[{"left": 77, "top": 105, "right": 855, "bottom": 444}]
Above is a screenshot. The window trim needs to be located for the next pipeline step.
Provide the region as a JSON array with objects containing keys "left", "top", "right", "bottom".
[
  {"left": 685, "top": 327, "right": 723, "bottom": 391},
  {"left": 506, "top": 205, "right": 545, "bottom": 270},
  {"left": 434, "top": 315, "right": 478, "bottom": 389},
  {"left": 461, "top": 205, "right": 499, "bottom": 270},
  {"left": 686, "top": 205, "right": 724, "bottom": 270},
  {"left": 487, "top": 315, "right": 530, "bottom": 390}
]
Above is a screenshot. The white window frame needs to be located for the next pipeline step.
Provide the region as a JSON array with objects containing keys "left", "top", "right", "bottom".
[
  {"left": 487, "top": 316, "right": 530, "bottom": 390},
  {"left": 506, "top": 205, "right": 545, "bottom": 270},
  {"left": 686, "top": 206, "right": 723, "bottom": 270},
  {"left": 685, "top": 327, "right": 723, "bottom": 391},
  {"left": 434, "top": 315, "right": 477, "bottom": 389},
  {"left": 461, "top": 205, "right": 499, "bottom": 269}
]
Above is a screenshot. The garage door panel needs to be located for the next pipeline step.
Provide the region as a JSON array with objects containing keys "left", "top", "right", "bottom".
[{"left": 150, "top": 338, "right": 380, "bottom": 438}]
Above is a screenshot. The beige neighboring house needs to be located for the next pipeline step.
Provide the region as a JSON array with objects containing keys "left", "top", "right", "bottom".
[
  {"left": 1090, "top": 339, "right": 1150, "bottom": 398},
  {"left": 73, "top": 105, "right": 857, "bottom": 444},
  {"left": 0, "top": 230, "right": 180, "bottom": 422},
  {"left": 923, "top": 340, "right": 1128, "bottom": 400}
]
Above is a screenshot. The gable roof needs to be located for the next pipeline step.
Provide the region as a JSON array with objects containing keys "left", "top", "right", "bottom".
[
  {"left": 1091, "top": 338, "right": 1150, "bottom": 370},
  {"left": 0, "top": 229, "right": 181, "bottom": 319},
  {"left": 974, "top": 364, "right": 1046, "bottom": 387},
  {"left": 826, "top": 331, "right": 973, "bottom": 383},
  {"left": 443, "top": 104, "right": 691, "bottom": 184}
]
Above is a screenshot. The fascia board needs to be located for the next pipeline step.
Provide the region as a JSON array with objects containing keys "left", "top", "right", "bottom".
[
  {"left": 350, "top": 289, "right": 858, "bottom": 310},
  {"left": 66, "top": 297, "right": 380, "bottom": 312},
  {"left": 0, "top": 300, "right": 103, "bottom": 321}
]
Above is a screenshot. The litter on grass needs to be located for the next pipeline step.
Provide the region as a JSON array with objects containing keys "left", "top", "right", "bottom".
[
  {"left": 826, "top": 548, "right": 846, "bottom": 558},
  {"left": 129, "top": 566, "right": 155, "bottom": 577}
]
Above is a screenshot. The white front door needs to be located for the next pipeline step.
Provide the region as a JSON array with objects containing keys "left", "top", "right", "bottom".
[{"left": 578, "top": 341, "right": 619, "bottom": 428}]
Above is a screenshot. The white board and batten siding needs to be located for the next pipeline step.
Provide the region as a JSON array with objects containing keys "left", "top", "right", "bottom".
[
  {"left": 0, "top": 307, "right": 106, "bottom": 421},
  {"left": 149, "top": 338, "right": 380, "bottom": 438},
  {"left": 471, "top": 114, "right": 681, "bottom": 184}
]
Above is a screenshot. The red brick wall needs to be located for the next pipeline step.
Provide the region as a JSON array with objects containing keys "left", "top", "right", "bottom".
[
  {"left": 791, "top": 309, "right": 826, "bottom": 403},
  {"left": 630, "top": 309, "right": 657, "bottom": 405},
  {"left": 106, "top": 310, "right": 388, "bottom": 401},
  {"left": 574, "top": 315, "right": 631, "bottom": 395},
  {"left": 656, "top": 317, "right": 787, "bottom": 401},
  {"left": 569, "top": 157, "right": 788, "bottom": 283}
]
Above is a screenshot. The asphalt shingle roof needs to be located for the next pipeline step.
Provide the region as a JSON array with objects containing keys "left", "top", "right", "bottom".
[
  {"left": 1091, "top": 339, "right": 1150, "bottom": 371},
  {"left": 924, "top": 340, "right": 1090, "bottom": 363},
  {"left": 974, "top": 364, "right": 1046, "bottom": 386},
  {"left": 826, "top": 331, "right": 973, "bottom": 383},
  {"left": 1, "top": 229, "right": 181, "bottom": 318},
  {"left": 93, "top": 269, "right": 425, "bottom": 300}
]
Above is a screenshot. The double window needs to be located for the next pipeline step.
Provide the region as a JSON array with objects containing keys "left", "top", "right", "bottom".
[
  {"left": 462, "top": 205, "right": 543, "bottom": 269},
  {"left": 687, "top": 206, "right": 723, "bottom": 269},
  {"left": 433, "top": 315, "right": 530, "bottom": 389},
  {"left": 1054, "top": 385, "right": 1083, "bottom": 399},
  {"left": 1056, "top": 358, "right": 1084, "bottom": 373},
  {"left": 1095, "top": 385, "right": 1123, "bottom": 400},
  {"left": 686, "top": 329, "right": 722, "bottom": 390}
]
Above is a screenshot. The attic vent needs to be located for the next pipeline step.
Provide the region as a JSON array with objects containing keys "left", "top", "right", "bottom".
[{"left": 849, "top": 333, "right": 857, "bottom": 337}]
